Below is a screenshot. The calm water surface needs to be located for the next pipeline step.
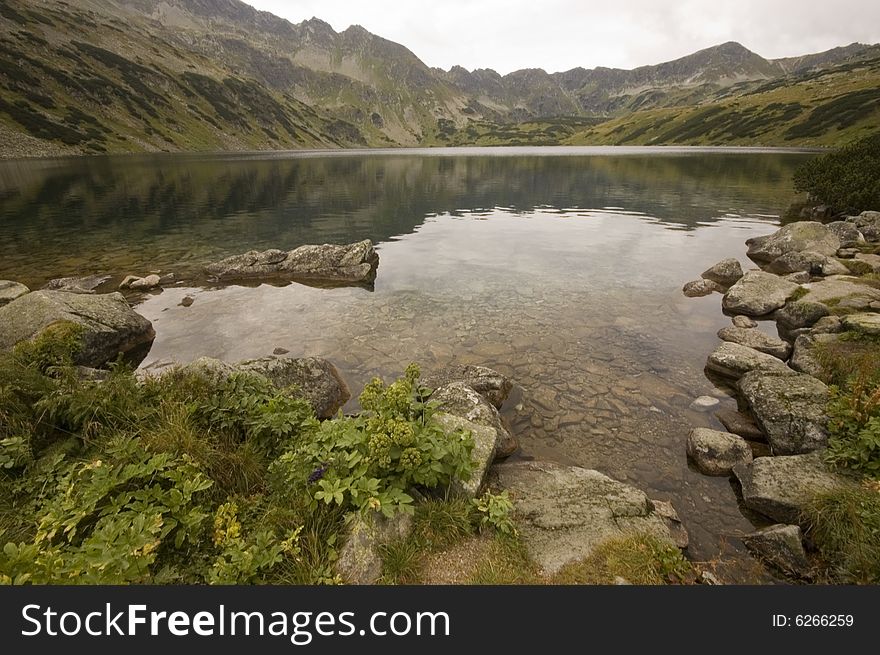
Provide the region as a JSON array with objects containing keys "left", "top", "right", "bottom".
[{"left": 0, "top": 147, "right": 818, "bottom": 580}]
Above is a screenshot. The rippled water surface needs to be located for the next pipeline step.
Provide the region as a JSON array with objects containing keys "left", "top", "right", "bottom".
[{"left": 0, "top": 147, "right": 818, "bottom": 579}]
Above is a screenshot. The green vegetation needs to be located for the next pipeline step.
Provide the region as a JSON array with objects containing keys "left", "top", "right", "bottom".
[
  {"left": 793, "top": 133, "right": 880, "bottom": 212},
  {"left": 0, "top": 329, "right": 474, "bottom": 585}
]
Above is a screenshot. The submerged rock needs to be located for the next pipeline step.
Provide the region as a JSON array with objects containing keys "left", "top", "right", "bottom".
[
  {"left": 741, "top": 524, "right": 810, "bottom": 578},
  {"left": 714, "top": 407, "right": 764, "bottom": 441},
  {"left": 701, "top": 258, "right": 744, "bottom": 288},
  {"left": 717, "top": 326, "right": 791, "bottom": 360},
  {"left": 705, "top": 342, "right": 793, "bottom": 380},
  {"left": 686, "top": 428, "right": 752, "bottom": 476},
  {"left": 733, "top": 453, "right": 853, "bottom": 524},
  {"left": 722, "top": 271, "right": 800, "bottom": 317},
  {"left": 205, "top": 239, "right": 379, "bottom": 285},
  {"left": 0, "top": 290, "right": 154, "bottom": 368},
  {"left": 45, "top": 274, "right": 111, "bottom": 294},
  {"left": 689, "top": 395, "right": 720, "bottom": 411},
  {"left": 493, "top": 461, "right": 675, "bottom": 574},
  {"left": 738, "top": 371, "right": 829, "bottom": 455},
  {"left": 0, "top": 280, "right": 29, "bottom": 307},
  {"left": 746, "top": 222, "right": 840, "bottom": 263}
]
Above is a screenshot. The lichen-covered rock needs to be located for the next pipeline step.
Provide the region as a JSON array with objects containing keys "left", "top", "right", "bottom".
[
  {"left": 493, "top": 461, "right": 675, "bottom": 574},
  {"left": 732, "top": 315, "right": 757, "bottom": 328},
  {"left": 733, "top": 453, "right": 854, "bottom": 524},
  {"left": 0, "top": 280, "right": 29, "bottom": 307},
  {"left": 766, "top": 250, "right": 828, "bottom": 276},
  {"left": 746, "top": 222, "right": 840, "bottom": 263},
  {"left": 722, "top": 271, "right": 800, "bottom": 317},
  {"left": 422, "top": 364, "right": 512, "bottom": 409},
  {"left": 799, "top": 276, "right": 880, "bottom": 309},
  {"left": 741, "top": 524, "right": 810, "bottom": 578},
  {"left": 789, "top": 333, "right": 838, "bottom": 378},
  {"left": 238, "top": 356, "right": 351, "bottom": 418},
  {"left": 205, "top": 240, "right": 379, "bottom": 285},
  {"left": 686, "top": 428, "right": 753, "bottom": 476},
  {"left": 430, "top": 382, "right": 517, "bottom": 456},
  {"left": 434, "top": 413, "right": 497, "bottom": 499},
  {"left": 827, "top": 220, "right": 866, "bottom": 248},
  {"left": 682, "top": 278, "right": 721, "bottom": 297},
  {"left": 336, "top": 511, "right": 413, "bottom": 584},
  {"left": 717, "top": 326, "right": 791, "bottom": 360},
  {"left": 706, "top": 342, "right": 793, "bottom": 380},
  {"left": 847, "top": 210, "right": 880, "bottom": 241},
  {"left": 773, "top": 300, "right": 830, "bottom": 332},
  {"left": 841, "top": 312, "right": 880, "bottom": 336},
  {"left": 701, "top": 258, "right": 744, "bottom": 288},
  {"left": 738, "top": 371, "right": 829, "bottom": 455},
  {"left": 0, "top": 290, "right": 155, "bottom": 368}
]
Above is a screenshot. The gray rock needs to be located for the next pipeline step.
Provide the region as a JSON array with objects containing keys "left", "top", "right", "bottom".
[
  {"left": 842, "top": 312, "right": 880, "bottom": 336},
  {"left": 687, "top": 428, "right": 753, "bottom": 476},
  {"left": 848, "top": 210, "right": 880, "bottom": 241},
  {"left": 820, "top": 258, "right": 851, "bottom": 277},
  {"left": 493, "top": 461, "right": 675, "bottom": 574},
  {"left": 789, "top": 333, "right": 837, "bottom": 378},
  {"left": 746, "top": 222, "right": 840, "bottom": 263},
  {"left": 336, "top": 510, "right": 413, "bottom": 584},
  {"left": 836, "top": 248, "right": 859, "bottom": 259},
  {"left": 0, "top": 290, "right": 154, "bottom": 368},
  {"left": 722, "top": 271, "right": 800, "bottom": 317},
  {"left": 810, "top": 315, "right": 843, "bottom": 334},
  {"left": 783, "top": 271, "right": 812, "bottom": 284},
  {"left": 714, "top": 407, "right": 765, "bottom": 441},
  {"left": 733, "top": 453, "right": 853, "bottom": 524},
  {"left": 422, "top": 364, "right": 512, "bottom": 409},
  {"left": 206, "top": 239, "right": 379, "bottom": 285},
  {"left": 689, "top": 395, "right": 720, "bottom": 411},
  {"left": 706, "top": 342, "right": 794, "bottom": 380},
  {"left": 732, "top": 315, "right": 758, "bottom": 328},
  {"left": 434, "top": 413, "right": 497, "bottom": 498},
  {"left": 827, "top": 220, "right": 866, "bottom": 248},
  {"left": 741, "top": 524, "right": 810, "bottom": 578},
  {"left": 237, "top": 356, "right": 351, "bottom": 419},
  {"left": 0, "top": 280, "right": 29, "bottom": 307},
  {"left": 853, "top": 253, "right": 880, "bottom": 273},
  {"left": 773, "top": 300, "right": 830, "bottom": 331},
  {"left": 45, "top": 274, "right": 111, "bottom": 294},
  {"left": 682, "top": 278, "right": 721, "bottom": 297},
  {"left": 800, "top": 276, "right": 880, "bottom": 309},
  {"left": 717, "top": 326, "right": 791, "bottom": 360},
  {"left": 701, "top": 258, "right": 744, "bottom": 288},
  {"left": 119, "top": 275, "right": 140, "bottom": 289},
  {"left": 738, "top": 371, "right": 829, "bottom": 455},
  {"left": 179, "top": 296, "right": 195, "bottom": 307},
  {"left": 767, "top": 250, "right": 828, "bottom": 276},
  {"left": 650, "top": 499, "right": 689, "bottom": 549},
  {"left": 129, "top": 274, "right": 162, "bottom": 290},
  {"left": 431, "top": 382, "right": 517, "bottom": 457}
]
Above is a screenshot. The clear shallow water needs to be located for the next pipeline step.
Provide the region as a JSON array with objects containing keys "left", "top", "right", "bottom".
[{"left": 0, "top": 147, "right": 817, "bottom": 580}]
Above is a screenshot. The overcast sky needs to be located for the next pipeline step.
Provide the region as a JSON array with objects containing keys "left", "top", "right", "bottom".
[{"left": 244, "top": 0, "right": 880, "bottom": 74}]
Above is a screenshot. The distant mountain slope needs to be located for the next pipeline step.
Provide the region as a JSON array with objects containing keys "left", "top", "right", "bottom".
[{"left": 0, "top": 0, "right": 878, "bottom": 157}]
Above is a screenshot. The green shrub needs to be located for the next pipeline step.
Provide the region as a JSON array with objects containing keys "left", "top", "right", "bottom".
[
  {"left": 270, "top": 364, "right": 474, "bottom": 517},
  {"left": 472, "top": 490, "right": 516, "bottom": 535},
  {"left": 793, "top": 132, "right": 880, "bottom": 212}
]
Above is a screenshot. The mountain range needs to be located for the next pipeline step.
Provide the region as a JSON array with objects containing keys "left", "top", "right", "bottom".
[{"left": 1, "top": 0, "right": 879, "bottom": 156}]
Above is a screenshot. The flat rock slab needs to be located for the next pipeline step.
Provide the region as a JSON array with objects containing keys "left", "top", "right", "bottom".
[
  {"left": 0, "top": 290, "right": 155, "bottom": 368},
  {"left": 706, "top": 342, "right": 793, "bottom": 380},
  {"left": 799, "top": 276, "right": 880, "bottom": 307},
  {"left": 733, "top": 453, "right": 853, "bottom": 524},
  {"left": 717, "top": 326, "right": 791, "bottom": 360},
  {"left": 205, "top": 239, "right": 379, "bottom": 285},
  {"left": 722, "top": 271, "right": 800, "bottom": 317},
  {"left": 0, "top": 280, "right": 29, "bottom": 307},
  {"left": 493, "top": 461, "right": 673, "bottom": 575},
  {"left": 738, "top": 371, "right": 828, "bottom": 455},
  {"left": 841, "top": 312, "right": 880, "bottom": 336}
]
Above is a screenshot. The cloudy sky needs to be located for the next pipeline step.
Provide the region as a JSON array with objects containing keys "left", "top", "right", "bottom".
[{"left": 245, "top": 0, "right": 880, "bottom": 74}]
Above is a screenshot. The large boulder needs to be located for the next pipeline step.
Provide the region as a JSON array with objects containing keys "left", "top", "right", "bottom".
[
  {"left": 422, "top": 364, "right": 512, "bottom": 409},
  {"left": 717, "top": 326, "right": 791, "bottom": 360},
  {"left": 705, "top": 342, "right": 794, "bottom": 380},
  {"left": 827, "top": 220, "right": 866, "bottom": 249},
  {"left": 336, "top": 510, "right": 413, "bottom": 584},
  {"left": 741, "top": 524, "right": 810, "bottom": 578},
  {"left": 746, "top": 222, "right": 840, "bottom": 263},
  {"left": 773, "top": 300, "right": 830, "bottom": 332},
  {"left": 738, "top": 371, "right": 829, "bottom": 455},
  {"left": 205, "top": 240, "right": 379, "bottom": 285},
  {"left": 766, "top": 250, "right": 828, "bottom": 276},
  {"left": 0, "top": 280, "right": 29, "bottom": 307},
  {"left": 722, "top": 271, "right": 800, "bottom": 317},
  {"left": 238, "top": 356, "right": 351, "bottom": 418},
  {"left": 686, "top": 428, "right": 753, "bottom": 476},
  {"left": 430, "top": 382, "right": 517, "bottom": 456},
  {"left": 493, "top": 461, "right": 675, "bottom": 574},
  {"left": 847, "top": 210, "right": 880, "bottom": 241},
  {"left": 733, "top": 453, "right": 854, "bottom": 524},
  {"left": 0, "top": 290, "right": 155, "bottom": 368},
  {"left": 434, "top": 413, "right": 498, "bottom": 499},
  {"left": 701, "top": 258, "right": 744, "bottom": 289}
]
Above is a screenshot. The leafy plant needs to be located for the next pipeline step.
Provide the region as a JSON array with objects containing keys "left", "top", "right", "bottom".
[{"left": 472, "top": 491, "right": 516, "bottom": 535}]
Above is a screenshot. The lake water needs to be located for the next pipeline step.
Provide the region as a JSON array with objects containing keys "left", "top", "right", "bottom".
[{"left": 0, "top": 146, "right": 817, "bottom": 580}]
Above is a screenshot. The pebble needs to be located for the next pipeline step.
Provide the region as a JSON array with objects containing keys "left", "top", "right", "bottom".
[{"left": 689, "top": 395, "right": 721, "bottom": 411}]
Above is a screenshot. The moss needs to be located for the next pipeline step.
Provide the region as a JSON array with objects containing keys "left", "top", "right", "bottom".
[
  {"left": 789, "top": 286, "right": 809, "bottom": 302},
  {"left": 12, "top": 321, "right": 84, "bottom": 372},
  {"left": 843, "top": 259, "right": 875, "bottom": 276}
]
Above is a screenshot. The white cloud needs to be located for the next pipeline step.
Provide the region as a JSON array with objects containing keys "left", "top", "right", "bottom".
[{"left": 245, "top": 0, "right": 880, "bottom": 74}]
